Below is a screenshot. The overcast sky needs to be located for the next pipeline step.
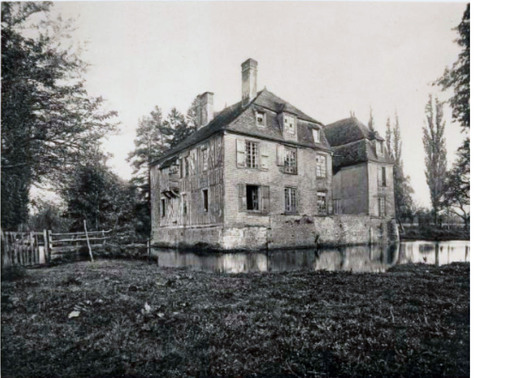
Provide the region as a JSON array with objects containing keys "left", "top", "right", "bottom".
[{"left": 50, "top": 1, "right": 467, "bottom": 208}]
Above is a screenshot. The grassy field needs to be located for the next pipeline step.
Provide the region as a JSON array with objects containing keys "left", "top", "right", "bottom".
[{"left": 1, "top": 259, "right": 469, "bottom": 377}]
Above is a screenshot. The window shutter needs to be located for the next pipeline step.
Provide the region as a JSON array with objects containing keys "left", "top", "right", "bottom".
[
  {"left": 236, "top": 138, "right": 246, "bottom": 168},
  {"left": 238, "top": 183, "right": 246, "bottom": 211},
  {"left": 277, "top": 145, "right": 285, "bottom": 166},
  {"left": 260, "top": 143, "right": 269, "bottom": 170},
  {"left": 261, "top": 185, "right": 270, "bottom": 213}
]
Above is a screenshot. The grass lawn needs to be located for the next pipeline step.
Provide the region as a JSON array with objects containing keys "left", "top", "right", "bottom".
[{"left": 1, "top": 259, "right": 469, "bottom": 377}]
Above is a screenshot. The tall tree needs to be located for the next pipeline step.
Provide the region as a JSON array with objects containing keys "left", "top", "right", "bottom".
[
  {"left": 435, "top": 3, "right": 470, "bottom": 131},
  {"left": 423, "top": 95, "right": 447, "bottom": 224},
  {"left": 127, "top": 104, "right": 195, "bottom": 236},
  {"left": 1, "top": 2, "right": 117, "bottom": 229},
  {"left": 435, "top": 3, "right": 470, "bottom": 226},
  {"left": 386, "top": 114, "right": 414, "bottom": 224},
  {"left": 443, "top": 139, "right": 470, "bottom": 228}
]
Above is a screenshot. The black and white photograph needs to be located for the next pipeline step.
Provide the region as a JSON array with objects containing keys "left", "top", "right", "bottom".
[{"left": 1, "top": 0, "right": 490, "bottom": 376}]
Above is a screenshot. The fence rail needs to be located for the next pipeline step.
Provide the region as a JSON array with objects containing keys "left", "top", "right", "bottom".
[{"left": 2, "top": 228, "right": 111, "bottom": 268}]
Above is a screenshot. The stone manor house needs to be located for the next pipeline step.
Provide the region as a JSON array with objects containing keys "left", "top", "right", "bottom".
[{"left": 150, "top": 59, "right": 397, "bottom": 250}]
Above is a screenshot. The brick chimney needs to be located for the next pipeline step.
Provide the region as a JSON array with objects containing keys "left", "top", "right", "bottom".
[
  {"left": 197, "top": 92, "right": 214, "bottom": 129},
  {"left": 241, "top": 58, "right": 258, "bottom": 107}
]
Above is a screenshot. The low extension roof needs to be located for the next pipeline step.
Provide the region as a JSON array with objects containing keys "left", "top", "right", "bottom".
[
  {"left": 152, "top": 89, "right": 329, "bottom": 167},
  {"left": 325, "top": 116, "right": 393, "bottom": 171},
  {"left": 324, "top": 116, "right": 384, "bottom": 147}
]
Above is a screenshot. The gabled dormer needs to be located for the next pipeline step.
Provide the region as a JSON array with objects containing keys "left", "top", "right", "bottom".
[{"left": 277, "top": 109, "right": 298, "bottom": 142}]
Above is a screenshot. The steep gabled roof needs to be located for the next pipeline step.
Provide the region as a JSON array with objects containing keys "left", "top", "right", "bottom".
[
  {"left": 324, "top": 116, "right": 384, "bottom": 147},
  {"left": 152, "top": 89, "right": 328, "bottom": 167}
]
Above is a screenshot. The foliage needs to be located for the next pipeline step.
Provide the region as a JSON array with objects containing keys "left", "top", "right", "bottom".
[
  {"left": 28, "top": 200, "right": 72, "bottom": 232},
  {"left": 61, "top": 154, "right": 137, "bottom": 234},
  {"left": 435, "top": 4, "right": 470, "bottom": 227},
  {"left": 443, "top": 138, "right": 470, "bottom": 227},
  {"left": 127, "top": 104, "right": 196, "bottom": 237},
  {"left": 1, "top": 260, "right": 470, "bottom": 377},
  {"left": 423, "top": 95, "right": 447, "bottom": 224},
  {"left": 386, "top": 114, "right": 415, "bottom": 223},
  {"left": 435, "top": 3, "right": 470, "bottom": 131},
  {"left": 1, "top": 2, "right": 118, "bottom": 230}
]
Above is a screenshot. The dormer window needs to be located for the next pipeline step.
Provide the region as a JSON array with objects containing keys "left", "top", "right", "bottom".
[
  {"left": 312, "top": 128, "right": 320, "bottom": 143},
  {"left": 255, "top": 111, "right": 266, "bottom": 127},
  {"left": 376, "top": 141, "right": 384, "bottom": 157},
  {"left": 284, "top": 115, "right": 295, "bottom": 135}
]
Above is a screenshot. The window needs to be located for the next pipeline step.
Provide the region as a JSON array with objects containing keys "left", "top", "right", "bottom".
[
  {"left": 182, "top": 194, "right": 188, "bottom": 215},
  {"left": 184, "top": 157, "right": 189, "bottom": 177},
  {"left": 284, "top": 115, "right": 295, "bottom": 135},
  {"left": 161, "top": 199, "right": 166, "bottom": 217},
  {"left": 246, "top": 141, "right": 259, "bottom": 168},
  {"left": 378, "top": 197, "right": 386, "bottom": 216},
  {"left": 312, "top": 128, "right": 320, "bottom": 143},
  {"left": 377, "top": 141, "right": 384, "bottom": 156},
  {"left": 283, "top": 147, "right": 297, "bottom": 174},
  {"left": 316, "top": 154, "right": 327, "bottom": 178},
  {"left": 169, "top": 159, "right": 180, "bottom": 178},
  {"left": 202, "top": 148, "right": 209, "bottom": 171},
  {"left": 317, "top": 192, "right": 327, "bottom": 214},
  {"left": 202, "top": 189, "right": 209, "bottom": 212},
  {"left": 246, "top": 185, "right": 259, "bottom": 211},
  {"left": 255, "top": 111, "right": 266, "bottom": 127},
  {"left": 381, "top": 167, "right": 387, "bottom": 187},
  {"left": 284, "top": 187, "right": 297, "bottom": 213}
]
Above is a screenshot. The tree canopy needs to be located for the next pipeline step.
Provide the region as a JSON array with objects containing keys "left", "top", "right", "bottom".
[{"left": 1, "top": 2, "right": 117, "bottom": 229}]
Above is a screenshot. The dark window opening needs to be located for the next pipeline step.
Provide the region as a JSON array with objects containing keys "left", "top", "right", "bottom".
[
  {"left": 246, "top": 185, "right": 260, "bottom": 211},
  {"left": 202, "top": 189, "right": 209, "bottom": 212},
  {"left": 381, "top": 167, "right": 387, "bottom": 187},
  {"left": 161, "top": 199, "right": 166, "bottom": 217},
  {"left": 182, "top": 194, "right": 187, "bottom": 215},
  {"left": 317, "top": 192, "right": 327, "bottom": 214}
]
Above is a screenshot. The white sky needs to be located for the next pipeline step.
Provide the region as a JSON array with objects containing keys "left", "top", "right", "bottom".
[{"left": 50, "top": 1, "right": 467, "bottom": 208}]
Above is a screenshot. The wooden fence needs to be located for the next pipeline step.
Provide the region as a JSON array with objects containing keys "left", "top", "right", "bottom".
[{"left": 2, "top": 229, "right": 111, "bottom": 267}]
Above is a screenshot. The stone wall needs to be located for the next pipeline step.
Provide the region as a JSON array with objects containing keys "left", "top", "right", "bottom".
[{"left": 151, "top": 214, "right": 399, "bottom": 251}]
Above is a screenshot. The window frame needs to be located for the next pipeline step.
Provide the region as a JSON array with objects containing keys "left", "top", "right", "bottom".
[
  {"left": 202, "top": 189, "right": 209, "bottom": 213},
  {"left": 245, "top": 140, "right": 259, "bottom": 169},
  {"left": 161, "top": 198, "right": 166, "bottom": 218},
  {"left": 284, "top": 187, "right": 298, "bottom": 214},
  {"left": 201, "top": 147, "right": 209, "bottom": 172},
  {"left": 255, "top": 110, "right": 266, "bottom": 128},
  {"left": 317, "top": 191, "right": 327, "bottom": 215},
  {"left": 378, "top": 197, "right": 386, "bottom": 216},
  {"left": 312, "top": 128, "right": 320, "bottom": 144},
  {"left": 284, "top": 115, "right": 296, "bottom": 135},
  {"left": 316, "top": 154, "right": 327, "bottom": 178},
  {"left": 283, "top": 146, "right": 298, "bottom": 174},
  {"left": 246, "top": 184, "right": 260, "bottom": 211}
]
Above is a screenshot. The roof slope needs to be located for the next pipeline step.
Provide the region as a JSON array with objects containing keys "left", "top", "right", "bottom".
[
  {"left": 152, "top": 89, "right": 329, "bottom": 166},
  {"left": 324, "top": 116, "right": 383, "bottom": 147},
  {"left": 326, "top": 116, "right": 393, "bottom": 171}
]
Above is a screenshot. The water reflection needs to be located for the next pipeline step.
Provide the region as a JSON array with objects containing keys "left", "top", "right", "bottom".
[{"left": 152, "top": 240, "right": 470, "bottom": 274}]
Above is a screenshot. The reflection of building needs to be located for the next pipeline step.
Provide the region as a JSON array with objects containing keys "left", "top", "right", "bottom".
[{"left": 150, "top": 58, "right": 398, "bottom": 251}]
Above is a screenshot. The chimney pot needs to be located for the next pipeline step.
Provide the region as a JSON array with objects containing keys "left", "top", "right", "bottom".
[
  {"left": 197, "top": 92, "right": 214, "bottom": 129},
  {"left": 241, "top": 58, "right": 258, "bottom": 107}
]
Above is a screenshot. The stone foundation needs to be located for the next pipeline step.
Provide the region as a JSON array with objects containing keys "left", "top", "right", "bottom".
[{"left": 152, "top": 215, "right": 399, "bottom": 251}]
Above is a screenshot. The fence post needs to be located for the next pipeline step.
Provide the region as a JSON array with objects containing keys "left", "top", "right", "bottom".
[
  {"left": 83, "top": 220, "right": 94, "bottom": 262},
  {"left": 43, "top": 230, "right": 50, "bottom": 264},
  {"left": 48, "top": 230, "right": 53, "bottom": 262},
  {"left": 29, "top": 231, "right": 34, "bottom": 265}
]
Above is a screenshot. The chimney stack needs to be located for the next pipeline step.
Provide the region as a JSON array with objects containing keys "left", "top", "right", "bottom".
[
  {"left": 241, "top": 58, "right": 258, "bottom": 107},
  {"left": 197, "top": 92, "right": 214, "bottom": 129}
]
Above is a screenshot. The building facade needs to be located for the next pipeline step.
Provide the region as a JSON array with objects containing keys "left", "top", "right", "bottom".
[{"left": 150, "top": 59, "right": 398, "bottom": 250}]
